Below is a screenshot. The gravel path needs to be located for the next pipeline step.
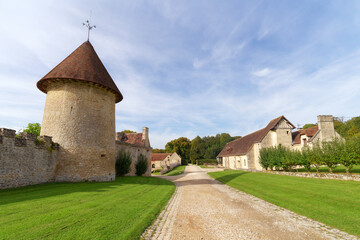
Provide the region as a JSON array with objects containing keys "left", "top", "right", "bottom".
[{"left": 142, "top": 165, "right": 358, "bottom": 240}]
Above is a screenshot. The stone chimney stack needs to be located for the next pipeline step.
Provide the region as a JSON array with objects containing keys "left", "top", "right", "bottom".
[
  {"left": 142, "top": 127, "right": 150, "bottom": 147},
  {"left": 317, "top": 115, "right": 336, "bottom": 142}
]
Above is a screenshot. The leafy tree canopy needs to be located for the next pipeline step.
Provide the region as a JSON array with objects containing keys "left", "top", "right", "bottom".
[
  {"left": 165, "top": 137, "right": 191, "bottom": 161},
  {"left": 334, "top": 116, "right": 360, "bottom": 139},
  {"left": 302, "top": 123, "right": 317, "bottom": 129},
  {"left": 121, "top": 130, "right": 136, "bottom": 133},
  {"left": 152, "top": 148, "right": 167, "bottom": 153},
  {"left": 22, "top": 123, "right": 41, "bottom": 137}
]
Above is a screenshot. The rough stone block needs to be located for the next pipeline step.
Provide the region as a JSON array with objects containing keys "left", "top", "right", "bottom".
[
  {"left": 38, "top": 135, "right": 53, "bottom": 145},
  {"left": 15, "top": 137, "right": 27, "bottom": 147},
  {"left": 20, "top": 132, "right": 37, "bottom": 141},
  {"left": 0, "top": 128, "right": 16, "bottom": 137}
]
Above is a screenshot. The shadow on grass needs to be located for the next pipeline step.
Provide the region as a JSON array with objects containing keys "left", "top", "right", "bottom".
[
  {"left": 0, "top": 176, "right": 174, "bottom": 206},
  {"left": 209, "top": 171, "right": 249, "bottom": 184}
]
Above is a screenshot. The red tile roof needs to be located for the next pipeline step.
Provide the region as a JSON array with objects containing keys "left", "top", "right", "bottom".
[
  {"left": 118, "top": 133, "right": 145, "bottom": 146},
  {"left": 217, "top": 116, "right": 294, "bottom": 157},
  {"left": 152, "top": 153, "right": 170, "bottom": 161},
  {"left": 292, "top": 126, "right": 319, "bottom": 145},
  {"left": 37, "top": 41, "right": 123, "bottom": 103}
]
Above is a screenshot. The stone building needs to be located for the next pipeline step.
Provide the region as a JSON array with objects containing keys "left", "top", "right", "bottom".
[
  {"left": 38, "top": 41, "right": 123, "bottom": 182},
  {"left": 151, "top": 152, "right": 181, "bottom": 172},
  {"left": 116, "top": 127, "right": 152, "bottom": 176},
  {"left": 217, "top": 115, "right": 341, "bottom": 170}
]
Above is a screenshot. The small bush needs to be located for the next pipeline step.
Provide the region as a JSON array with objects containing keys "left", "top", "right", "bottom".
[
  {"left": 135, "top": 154, "right": 148, "bottom": 176},
  {"left": 116, "top": 149, "right": 132, "bottom": 176},
  {"left": 196, "top": 159, "right": 218, "bottom": 165}
]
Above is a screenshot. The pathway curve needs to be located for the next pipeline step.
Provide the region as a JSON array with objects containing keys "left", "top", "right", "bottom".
[{"left": 142, "top": 165, "right": 358, "bottom": 240}]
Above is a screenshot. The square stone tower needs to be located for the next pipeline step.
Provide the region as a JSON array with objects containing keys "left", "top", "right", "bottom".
[{"left": 37, "top": 41, "right": 123, "bottom": 182}]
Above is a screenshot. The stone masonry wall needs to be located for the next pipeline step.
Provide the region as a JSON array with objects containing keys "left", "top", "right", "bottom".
[
  {"left": 115, "top": 141, "right": 152, "bottom": 176},
  {"left": 0, "top": 128, "right": 59, "bottom": 189}
]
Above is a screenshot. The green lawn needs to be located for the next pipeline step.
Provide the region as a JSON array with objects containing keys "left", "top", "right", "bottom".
[
  {"left": 199, "top": 165, "right": 215, "bottom": 168},
  {"left": 152, "top": 165, "right": 186, "bottom": 176},
  {"left": 0, "top": 177, "right": 175, "bottom": 240},
  {"left": 296, "top": 164, "right": 360, "bottom": 174},
  {"left": 208, "top": 170, "right": 360, "bottom": 237},
  {"left": 164, "top": 165, "right": 186, "bottom": 176}
]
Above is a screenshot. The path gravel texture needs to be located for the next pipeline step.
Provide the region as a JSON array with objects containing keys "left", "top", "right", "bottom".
[{"left": 142, "top": 165, "right": 358, "bottom": 240}]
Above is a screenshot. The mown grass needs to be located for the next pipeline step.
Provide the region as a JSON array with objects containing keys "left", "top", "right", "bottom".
[
  {"left": 152, "top": 165, "right": 186, "bottom": 176},
  {"left": 296, "top": 164, "right": 360, "bottom": 174},
  {"left": 164, "top": 165, "right": 186, "bottom": 176},
  {"left": 0, "top": 177, "right": 175, "bottom": 240},
  {"left": 199, "top": 165, "right": 215, "bottom": 168},
  {"left": 208, "top": 170, "right": 360, "bottom": 237}
]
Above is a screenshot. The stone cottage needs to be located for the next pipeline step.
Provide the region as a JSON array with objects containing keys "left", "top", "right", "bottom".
[
  {"left": 151, "top": 152, "right": 181, "bottom": 172},
  {"left": 116, "top": 127, "right": 152, "bottom": 176},
  {"left": 217, "top": 115, "right": 340, "bottom": 170}
]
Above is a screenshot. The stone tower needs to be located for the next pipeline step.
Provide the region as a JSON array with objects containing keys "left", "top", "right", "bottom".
[{"left": 37, "top": 41, "right": 123, "bottom": 182}]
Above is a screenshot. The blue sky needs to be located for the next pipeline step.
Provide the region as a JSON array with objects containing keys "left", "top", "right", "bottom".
[{"left": 1, "top": 1, "right": 360, "bottom": 148}]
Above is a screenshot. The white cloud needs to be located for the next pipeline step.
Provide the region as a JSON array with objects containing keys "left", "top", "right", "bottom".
[{"left": 252, "top": 68, "right": 272, "bottom": 77}]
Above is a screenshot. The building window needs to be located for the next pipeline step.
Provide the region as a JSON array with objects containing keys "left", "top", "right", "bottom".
[
  {"left": 152, "top": 164, "right": 155, "bottom": 168},
  {"left": 303, "top": 139, "right": 308, "bottom": 147},
  {"left": 243, "top": 159, "right": 246, "bottom": 166}
]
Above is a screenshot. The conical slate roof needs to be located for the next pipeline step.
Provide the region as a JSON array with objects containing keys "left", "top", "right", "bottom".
[{"left": 37, "top": 41, "right": 123, "bottom": 103}]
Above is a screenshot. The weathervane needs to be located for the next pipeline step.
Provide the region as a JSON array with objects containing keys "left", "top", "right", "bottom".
[{"left": 83, "top": 20, "right": 96, "bottom": 41}]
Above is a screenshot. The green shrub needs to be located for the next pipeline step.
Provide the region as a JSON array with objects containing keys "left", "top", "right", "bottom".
[
  {"left": 135, "top": 154, "right": 148, "bottom": 176},
  {"left": 116, "top": 149, "right": 132, "bottom": 176},
  {"left": 196, "top": 159, "right": 218, "bottom": 165},
  {"left": 22, "top": 123, "right": 41, "bottom": 137}
]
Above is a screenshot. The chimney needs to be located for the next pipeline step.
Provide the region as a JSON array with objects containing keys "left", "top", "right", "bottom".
[
  {"left": 317, "top": 115, "right": 336, "bottom": 142},
  {"left": 142, "top": 127, "right": 150, "bottom": 147}
]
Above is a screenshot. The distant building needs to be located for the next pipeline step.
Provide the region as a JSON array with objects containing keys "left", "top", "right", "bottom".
[
  {"left": 217, "top": 115, "right": 341, "bottom": 170},
  {"left": 151, "top": 152, "right": 181, "bottom": 172},
  {"left": 116, "top": 127, "right": 152, "bottom": 176}
]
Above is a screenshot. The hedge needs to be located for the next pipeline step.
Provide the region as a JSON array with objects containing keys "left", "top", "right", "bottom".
[
  {"left": 196, "top": 159, "right": 218, "bottom": 165},
  {"left": 259, "top": 137, "right": 360, "bottom": 174}
]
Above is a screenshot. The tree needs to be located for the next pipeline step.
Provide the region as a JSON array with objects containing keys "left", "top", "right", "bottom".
[
  {"left": 338, "top": 137, "right": 360, "bottom": 174},
  {"left": 165, "top": 137, "right": 191, "bottom": 161},
  {"left": 115, "top": 149, "right": 132, "bottom": 176},
  {"left": 190, "top": 136, "right": 205, "bottom": 163},
  {"left": 135, "top": 154, "right": 148, "bottom": 176},
  {"left": 121, "top": 130, "right": 136, "bottom": 133},
  {"left": 22, "top": 123, "right": 41, "bottom": 137},
  {"left": 303, "top": 123, "right": 317, "bottom": 129},
  {"left": 153, "top": 148, "right": 166, "bottom": 153},
  {"left": 322, "top": 140, "right": 341, "bottom": 173},
  {"left": 305, "top": 144, "right": 323, "bottom": 173}
]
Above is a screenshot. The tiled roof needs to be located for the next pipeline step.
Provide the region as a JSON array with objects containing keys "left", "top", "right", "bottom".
[
  {"left": 37, "top": 41, "right": 123, "bottom": 103},
  {"left": 217, "top": 116, "right": 294, "bottom": 157},
  {"left": 292, "top": 126, "right": 319, "bottom": 145},
  {"left": 119, "top": 133, "right": 145, "bottom": 146},
  {"left": 152, "top": 153, "right": 170, "bottom": 161}
]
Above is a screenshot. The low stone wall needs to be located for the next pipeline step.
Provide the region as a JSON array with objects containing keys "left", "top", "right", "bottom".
[
  {"left": 266, "top": 171, "right": 360, "bottom": 181},
  {"left": 236, "top": 168, "right": 360, "bottom": 181},
  {"left": 0, "top": 128, "right": 59, "bottom": 189},
  {"left": 115, "top": 141, "right": 152, "bottom": 176}
]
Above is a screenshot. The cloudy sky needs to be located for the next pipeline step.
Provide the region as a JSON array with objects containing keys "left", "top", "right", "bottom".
[{"left": 1, "top": 1, "right": 360, "bottom": 148}]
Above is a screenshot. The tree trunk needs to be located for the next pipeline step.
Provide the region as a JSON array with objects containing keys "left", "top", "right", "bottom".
[
  {"left": 329, "top": 167, "right": 333, "bottom": 173},
  {"left": 345, "top": 166, "right": 350, "bottom": 175}
]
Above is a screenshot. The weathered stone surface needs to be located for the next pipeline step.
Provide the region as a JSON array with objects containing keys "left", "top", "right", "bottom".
[
  {"left": 0, "top": 132, "right": 58, "bottom": 189},
  {"left": 40, "top": 81, "right": 117, "bottom": 182},
  {"left": 115, "top": 141, "right": 152, "bottom": 176}
]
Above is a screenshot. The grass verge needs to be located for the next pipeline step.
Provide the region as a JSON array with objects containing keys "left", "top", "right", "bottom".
[
  {"left": 199, "top": 165, "right": 215, "bottom": 168},
  {"left": 208, "top": 170, "right": 360, "bottom": 237},
  {"left": 164, "top": 165, "right": 186, "bottom": 176},
  {"left": 0, "top": 177, "right": 175, "bottom": 240}
]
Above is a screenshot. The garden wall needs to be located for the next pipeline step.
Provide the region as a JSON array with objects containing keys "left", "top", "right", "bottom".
[
  {"left": 240, "top": 168, "right": 360, "bottom": 181},
  {"left": 0, "top": 128, "right": 59, "bottom": 189},
  {"left": 115, "top": 141, "right": 152, "bottom": 176}
]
